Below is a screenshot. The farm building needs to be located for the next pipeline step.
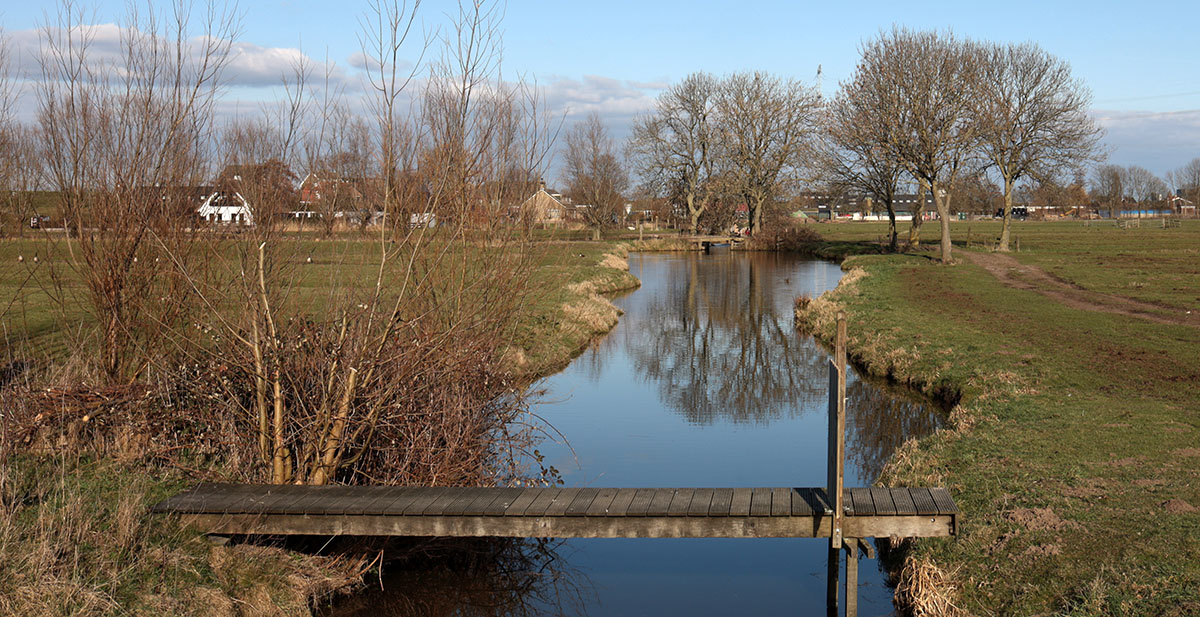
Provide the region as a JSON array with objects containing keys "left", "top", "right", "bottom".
[{"left": 197, "top": 191, "right": 253, "bottom": 225}]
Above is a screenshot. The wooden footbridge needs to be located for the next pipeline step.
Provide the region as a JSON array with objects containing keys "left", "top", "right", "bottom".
[
  {"left": 152, "top": 314, "right": 958, "bottom": 616},
  {"left": 152, "top": 484, "right": 957, "bottom": 539}
]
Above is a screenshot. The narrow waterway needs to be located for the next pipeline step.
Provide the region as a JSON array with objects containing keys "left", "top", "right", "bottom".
[{"left": 327, "top": 252, "right": 943, "bottom": 617}]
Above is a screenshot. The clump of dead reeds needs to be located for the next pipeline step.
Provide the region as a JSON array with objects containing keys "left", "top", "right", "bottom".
[{"left": 893, "top": 557, "right": 965, "bottom": 617}]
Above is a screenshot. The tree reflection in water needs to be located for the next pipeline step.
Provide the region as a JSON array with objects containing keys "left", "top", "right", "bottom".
[
  {"left": 612, "top": 252, "right": 942, "bottom": 482},
  {"left": 845, "top": 378, "right": 944, "bottom": 483},
  {"left": 621, "top": 253, "right": 833, "bottom": 425},
  {"left": 319, "top": 538, "right": 591, "bottom": 617}
]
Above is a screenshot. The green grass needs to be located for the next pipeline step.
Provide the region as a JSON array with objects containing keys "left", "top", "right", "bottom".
[
  {"left": 798, "top": 220, "right": 1200, "bottom": 615},
  {"left": 0, "top": 231, "right": 638, "bottom": 379}
]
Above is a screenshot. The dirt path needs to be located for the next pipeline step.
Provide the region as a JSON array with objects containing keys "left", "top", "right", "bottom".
[{"left": 962, "top": 251, "right": 1200, "bottom": 328}]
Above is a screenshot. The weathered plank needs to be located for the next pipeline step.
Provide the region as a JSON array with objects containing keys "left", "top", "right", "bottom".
[
  {"left": 749, "top": 488, "right": 772, "bottom": 516},
  {"left": 688, "top": 489, "right": 715, "bottom": 517},
  {"left": 929, "top": 488, "right": 959, "bottom": 514},
  {"left": 730, "top": 488, "right": 753, "bottom": 517},
  {"left": 479, "top": 488, "right": 525, "bottom": 516},
  {"left": 585, "top": 488, "right": 621, "bottom": 517},
  {"left": 909, "top": 488, "right": 938, "bottom": 516},
  {"left": 544, "top": 489, "right": 580, "bottom": 516},
  {"left": 522, "top": 488, "right": 561, "bottom": 516},
  {"left": 395, "top": 488, "right": 444, "bottom": 515},
  {"left": 771, "top": 487, "right": 791, "bottom": 517},
  {"left": 441, "top": 488, "right": 492, "bottom": 516},
  {"left": 667, "top": 489, "right": 695, "bottom": 516},
  {"left": 791, "top": 487, "right": 822, "bottom": 517},
  {"left": 503, "top": 488, "right": 542, "bottom": 517},
  {"left": 645, "top": 489, "right": 675, "bottom": 517},
  {"left": 564, "top": 489, "right": 600, "bottom": 517},
  {"left": 627, "top": 489, "right": 657, "bottom": 516},
  {"left": 869, "top": 487, "right": 897, "bottom": 516},
  {"left": 708, "top": 489, "right": 734, "bottom": 517},
  {"left": 889, "top": 487, "right": 917, "bottom": 517},
  {"left": 421, "top": 490, "right": 465, "bottom": 516},
  {"left": 353, "top": 487, "right": 410, "bottom": 515},
  {"left": 606, "top": 489, "right": 638, "bottom": 517},
  {"left": 847, "top": 488, "right": 873, "bottom": 517}
]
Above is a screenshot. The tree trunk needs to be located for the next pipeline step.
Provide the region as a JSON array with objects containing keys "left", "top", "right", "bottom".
[
  {"left": 909, "top": 202, "right": 924, "bottom": 247},
  {"left": 932, "top": 182, "right": 953, "bottom": 264},
  {"left": 998, "top": 175, "right": 1014, "bottom": 252},
  {"left": 687, "top": 193, "right": 700, "bottom": 234},
  {"left": 885, "top": 200, "right": 898, "bottom": 252},
  {"left": 591, "top": 226, "right": 601, "bottom": 241}
]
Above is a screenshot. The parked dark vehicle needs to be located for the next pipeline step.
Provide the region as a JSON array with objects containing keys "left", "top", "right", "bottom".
[{"left": 994, "top": 206, "right": 1028, "bottom": 220}]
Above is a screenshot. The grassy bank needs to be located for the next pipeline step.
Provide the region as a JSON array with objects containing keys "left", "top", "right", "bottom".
[
  {"left": 0, "top": 456, "right": 359, "bottom": 616},
  {"left": 0, "top": 236, "right": 638, "bottom": 616},
  {"left": 797, "top": 220, "right": 1200, "bottom": 615}
]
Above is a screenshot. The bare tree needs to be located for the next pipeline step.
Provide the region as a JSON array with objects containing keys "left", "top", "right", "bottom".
[
  {"left": 715, "top": 71, "right": 821, "bottom": 236},
  {"left": 627, "top": 72, "right": 719, "bottom": 234},
  {"left": 1121, "top": 165, "right": 1167, "bottom": 206},
  {"left": 1172, "top": 157, "right": 1200, "bottom": 211},
  {"left": 1090, "top": 164, "right": 1124, "bottom": 215},
  {"left": 562, "top": 112, "right": 627, "bottom": 239},
  {"left": 857, "top": 28, "right": 980, "bottom": 264},
  {"left": 973, "top": 41, "right": 1102, "bottom": 250},
  {"left": 359, "top": 0, "right": 425, "bottom": 232},
  {"left": 821, "top": 76, "right": 907, "bottom": 251},
  {"left": 35, "top": 0, "right": 237, "bottom": 381}
]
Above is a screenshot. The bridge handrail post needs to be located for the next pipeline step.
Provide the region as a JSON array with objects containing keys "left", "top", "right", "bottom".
[{"left": 827, "top": 311, "right": 847, "bottom": 547}]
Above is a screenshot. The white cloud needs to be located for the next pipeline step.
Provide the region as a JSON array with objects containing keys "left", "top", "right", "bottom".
[
  {"left": 542, "top": 74, "right": 659, "bottom": 129},
  {"left": 1094, "top": 108, "right": 1200, "bottom": 176},
  {"left": 4, "top": 23, "right": 363, "bottom": 93}
]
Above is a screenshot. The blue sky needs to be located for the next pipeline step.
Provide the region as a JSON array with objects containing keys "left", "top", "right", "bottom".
[{"left": 4, "top": 0, "right": 1199, "bottom": 178}]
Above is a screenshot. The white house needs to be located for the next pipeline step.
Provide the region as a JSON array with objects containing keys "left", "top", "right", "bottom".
[{"left": 197, "top": 191, "right": 254, "bottom": 226}]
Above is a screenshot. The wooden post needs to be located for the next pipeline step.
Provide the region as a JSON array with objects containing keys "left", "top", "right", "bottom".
[
  {"left": 828, "top": 311, "right": 847, "bottom": 545},
  {"left": 827, "top": 546, "right": 840, "bottom": 617},
  {"left": 826, "top": 311, "right": 848, "bottom": 616},
  {"left": 844, "top": 539, "right": 859, "bottom": 617}
]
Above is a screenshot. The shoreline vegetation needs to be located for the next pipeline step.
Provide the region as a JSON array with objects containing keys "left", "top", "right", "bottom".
[
  {"left": 796, "top": 220, "right": 1200, "bottom": 616},
  {"left": 0, "top": 238, "right": 640, "bottom": 616}
]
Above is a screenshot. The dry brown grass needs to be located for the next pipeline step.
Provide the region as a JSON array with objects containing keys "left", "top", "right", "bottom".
[
  {"left": 0, "top": 454, "right": 361, "bottom": 617},
  {"left": 892, "top": 557, "right": 966, "bottom": 617},
  {"left": 560, "top": 251, "right": 631, "bottom": 337}
]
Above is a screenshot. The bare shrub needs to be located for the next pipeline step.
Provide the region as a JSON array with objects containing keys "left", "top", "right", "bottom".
[{"left": 744, "top": 222, "right": 823, "bottom": 251}]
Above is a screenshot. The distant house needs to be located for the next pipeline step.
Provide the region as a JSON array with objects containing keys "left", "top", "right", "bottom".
[
  {"left": 197, "top": 190, "right": 253, "bottom": 225},
  {"left": 517, "top": 184, "right": 568, "bottom": 225},
  {"left": 1167, "top": 194, "right": 1195, "bottom": 215},
  {"left": 298, "top": 173, "right": 366, "bottom": 209}
]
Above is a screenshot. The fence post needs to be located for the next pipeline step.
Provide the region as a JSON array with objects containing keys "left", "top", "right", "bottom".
[{"left": 826, "top": 311, "right": 848, "bottom": 616}]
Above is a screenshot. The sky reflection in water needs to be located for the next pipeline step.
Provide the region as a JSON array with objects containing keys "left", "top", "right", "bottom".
[{"left": 329, "top": 252, "right": 942, "bottom": 617}]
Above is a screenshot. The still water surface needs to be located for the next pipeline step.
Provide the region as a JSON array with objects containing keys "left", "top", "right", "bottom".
[{"left": 330, "top": 252, "right": 942, "bottom": 617}]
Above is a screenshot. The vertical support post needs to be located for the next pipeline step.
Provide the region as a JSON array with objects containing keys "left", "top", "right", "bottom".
[
  {"left": 827, "top": 311, "right": 847, "bottom": 545},
  {"left": 827, "top": 546, "right": 840, "bottom": 617},
  {"left": 844, "top": 539, "right": 859, "bottom": 617},
  {"left": 826, "top": 311, "right": 848, "bottom": 616}
]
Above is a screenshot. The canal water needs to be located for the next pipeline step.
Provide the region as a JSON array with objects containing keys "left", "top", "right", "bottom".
[{"left": 327, "top": 252, "right": 943, "bottom": 617}]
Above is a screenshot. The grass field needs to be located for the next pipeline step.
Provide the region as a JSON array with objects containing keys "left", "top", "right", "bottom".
[
  {"left": 0, "top": 232, "right": 638, "bottom": 378},
  {"left": 798, "top": 219, "right": 1200, "bottom": 615}
]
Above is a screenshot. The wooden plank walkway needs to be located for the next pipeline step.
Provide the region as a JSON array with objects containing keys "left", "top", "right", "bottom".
[{"left": 151, "top": 484, "right": 958, "bottom": 539}]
